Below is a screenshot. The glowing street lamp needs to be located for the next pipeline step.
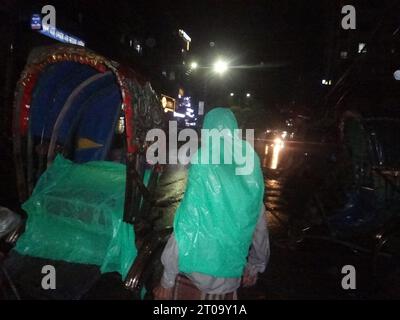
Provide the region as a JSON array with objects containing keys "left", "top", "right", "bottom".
[
  {"left": 230, "top": 92, "right": 235, "bottom": 97},
  {"left": 394, "top": 70, "right": 400, "bottom": 80},
  {"left": 190, "top": 61, "right": 198, "bottom": 70},
  {"left": 246, "top": 93, "right": 251, "bottom": 98},
  {"left": 213, "top": 59, "right": 228, "bottom": 74}
]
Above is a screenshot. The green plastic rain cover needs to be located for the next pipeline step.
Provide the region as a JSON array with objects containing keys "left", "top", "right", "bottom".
[
  {"left": 15, "top": 155, "right": 136, "bottom": 278},
  {"left": 174, "top": 107, "right": 264, "bottom": 278}
]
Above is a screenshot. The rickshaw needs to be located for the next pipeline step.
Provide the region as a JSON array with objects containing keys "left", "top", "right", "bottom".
[
  {"left": 276, "top": 98, "right": 400, "bottom": 285},
  {"left": 0, "top": 44, "right": 177, "bottom": 299}
]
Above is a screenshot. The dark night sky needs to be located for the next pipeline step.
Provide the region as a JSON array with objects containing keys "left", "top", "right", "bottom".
[
  {"left": 4, "top": 1, "right": 333, "bottom": 108},
  {"left": 58, "top": 0, "right": 329, "bottom": 105},
  {"left": 153, "top": 0, "right": 329, "bottom": 105},
  {"left": 5, "top": 0, "right": 399, "bottom": 110},
  {"left": 2, "top": 0, "right": 400, "bottom": 134}
]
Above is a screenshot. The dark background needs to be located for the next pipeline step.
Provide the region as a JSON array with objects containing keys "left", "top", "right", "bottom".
[{"left": 1, "top": 0, "right": 400, "bottom": 207}]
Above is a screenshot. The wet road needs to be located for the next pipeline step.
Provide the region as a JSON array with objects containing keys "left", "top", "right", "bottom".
[
  {"left": 150, "top": 165, "right": 400, "bottom": 299},
  {"left": 2, "top": 160, "right": 400, "bottom": 299},
  {"left": 239, "top": 171, "right": 400, "bottom": 299}
]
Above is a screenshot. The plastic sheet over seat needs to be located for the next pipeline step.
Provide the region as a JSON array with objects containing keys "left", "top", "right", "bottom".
[{"left": 14, "top": 155, "right": 137, "bottom": 278}]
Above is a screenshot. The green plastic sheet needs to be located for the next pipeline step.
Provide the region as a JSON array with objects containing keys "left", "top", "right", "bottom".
[
  {"left": 174, "top": 107, "right": 264, "bottom": 278},
  {"left": 15, "top": 155, "right": 136, "bottom": 278}
]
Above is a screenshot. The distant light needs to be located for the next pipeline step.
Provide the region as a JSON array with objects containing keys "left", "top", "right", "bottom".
[
  {"left": 358, "top": 43, "right": 367, "bottom": 54},
  {"left": 117, "top": 116, "right": 125, "bottom": 134},
  {"left": 190, "top": 61, "right": 198, "bottom": 69},
  {"left": 179, "top": 29, "right": 191, "bottom": 51},
  {"left": 394, "top": 70, "right": 400, "bottom": 80},
  {"left": 274, "top": 138, "right": 284, "bottom": 149},
  {"left": 173, "top": 112, "right": 186, "bottom": 118},
  {"left": 160, "top": 94, "right": 176, "bottom": 113},
  {"left": 230, "top": 93, "right": 235, "bottom": 97},
  {"left": 179, "top": 29, "right": 191, "bottom": 42},
  {"left": 213, "top": 60, "right": 228, "bottom": 74},
  {"left": 161, "top": 96, "right": 167, "bottom": 108},
  {"left": 31, "top": 14, "right": 41, "bottom": 30},
  {"left": 32, "top": 17, "right": 85, "bottom": 46},
  {"left": 246, "top": 93, "right": 251, "bottom": 98},
  {"left": 340, "top": 51, "right": 348, "bottom": 59}
]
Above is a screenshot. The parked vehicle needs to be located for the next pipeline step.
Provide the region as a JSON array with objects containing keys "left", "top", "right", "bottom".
[{"left": 0, "top": 44, "right": 172, "bottom": 299}]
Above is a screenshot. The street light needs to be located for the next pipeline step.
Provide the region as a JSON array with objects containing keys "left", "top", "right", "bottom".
[
  {"left": 213, "top": 59, "right": 228, "bottom": 74},
  {"left": 246, "top": 93, "right": 251, "bottom": 98},
  {"left": 190, "top": 61, "right": 198, "bottom": 70},
  {"left": 230, "top": 92, "right": 234, "bottom": 97}
]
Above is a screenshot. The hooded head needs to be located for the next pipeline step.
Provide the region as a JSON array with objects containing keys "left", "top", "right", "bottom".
[
  {"left": 196, "top": 107, "right": 256, "bottom": 176},
  {"left": 202, "top": 107, "right": 238, "bottom": 135},
  {"left": 198, "top": 107, "right": 238, "bottom": 163}
]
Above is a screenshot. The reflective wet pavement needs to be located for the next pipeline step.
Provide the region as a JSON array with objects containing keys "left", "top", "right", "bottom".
[
  {"left": 150, "top": 165, "right": 400, "bottom": 299},
  {"left": 239, "top": 172, "right": 400, "bottom": 299},
  {"left": 2, "top": 158, "right": 400, "bottom": 299}
]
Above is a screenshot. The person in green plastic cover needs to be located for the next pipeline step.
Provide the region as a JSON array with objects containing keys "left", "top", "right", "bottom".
[{"left": 154, "top": 107, "right": 270, "bottom": 300}]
